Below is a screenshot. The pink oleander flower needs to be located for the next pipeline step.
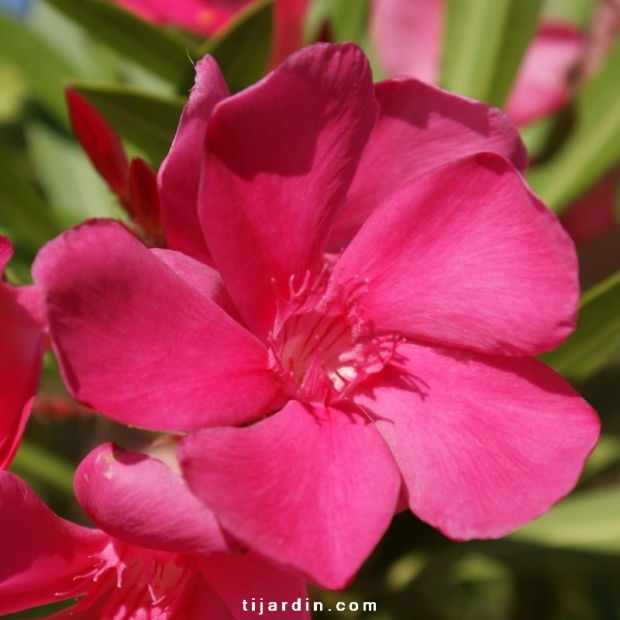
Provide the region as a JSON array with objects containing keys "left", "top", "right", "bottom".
[
  {"left": 109, "top": 0, "right": 254, "bottom": 35},
  {"left": 370, "top": 0, "right": 585, "bottom": 126},
  {"left": 0, "top": 445, "right": 308, "bottom": 619},
  {"left": 109, "top": 0, "right": 311, "bottom": 66},
  {"left": 33, "top": 43, "right": 599, "bottom": 589},
  {"left": 0, "top": 236, "right": 45, "bottom": 468}
]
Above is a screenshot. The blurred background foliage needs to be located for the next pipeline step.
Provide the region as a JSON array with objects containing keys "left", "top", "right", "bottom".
[{"left": 0, "top": 0, "right": 619, "bottom": 618}]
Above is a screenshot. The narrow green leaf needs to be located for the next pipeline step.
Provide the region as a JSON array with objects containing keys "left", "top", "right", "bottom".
[
  {"left": 319, "top": 0, "right": 370, "bottom": 43},
  {"left": 527, "top": 41, "right": 620, "bottom": 213},
  {"left": 201, "top": 0, "right": 273, "bottom": 93},
  {"left": 442, "top": 0, "right": 511, "bottom": 100},
  {"left": 0, "top": 142, "right": 63, "bottom": 250},
  {"left": 510, "top": 484, "right": 620, "bottom": 553},
  {"left": 9, "top": 438, "right": 75, "bottom": 497},
  {"left": 442, "top": 0, "right": 544, "bottom": 105},
  {"left": 44, "top": 0, "right": 197, "bottom": 87},
  {"left": 0, "top": 11, "right": 79, "bottom": 122},
  {"left": 541, "top": 269, "right": 620, "bottom": 380},
  {"left": 485, "top": 0, "right": 545, "bottom": 108},
  {"left": 543, "top": 0, "right": 597, "bottom": 27},
  {"left": 71, "top": 84, "right": 186, "bottom": 165},
  {"left": 26, "top": 121, "right": 114, "bottom": 227}
]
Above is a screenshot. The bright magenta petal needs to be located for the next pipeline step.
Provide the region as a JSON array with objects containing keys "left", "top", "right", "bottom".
[
  {"left": 33, "top": 220, "right": 282, "bottom": 431},
  {"left": 0, "top": 234, "right": 11, "bottom": 268},
  {"left": 506, "top": 23, "right": 585, "bottom": 126},
  {"left": 179, "top": 400, "right": 401, "bottom": 589},
  {"left": 158, "top": 55, "right": 229, "bottom": 263},
  {"left": 330, "top": 78, "right": 527, "bottom": 245},
  {"left": 331, "top": 153, "right": 579, "bottom": 356},
  {"left": 370, "top": 0, "right": 443, "bottom": 83},
  {"left": 201, "top": 43, "right": 378, "bottom": 338},
  {"left": 0, "top": 472, "right": 108, "bottom": 616},
  {"left": 110, "top": 0, "right": 253, "bottom": 35},
  {"left": 75, "top": 443, "right": 233, "bottom": 558},
  {"left": 0, "top": 285, "right": 44, "bottom": 468},
  {"left": 199, "top": 553, "right": 310, "bottom": 619},
  {"left": 354, "top": 343, "right": 600, "bottom": 539}
]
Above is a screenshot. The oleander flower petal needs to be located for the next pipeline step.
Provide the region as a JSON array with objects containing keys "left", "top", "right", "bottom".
[
  {"left": 0, "top": 237, "right": 45, "bottom": 469},
  {"left": 179, "top": 399, "right": 402, "bottom": 589},
  {"left": 0, "top": 471, "right": 308, "bottom": 619},
  {"left": 74, "top": 442, "right": 234, "bottom": 558},
  {"left": 0, "top": 472, "right": 108, "bottom": 616},
  {"left": 158, "top": 56, "right": 230, "bottom": 262},
  {"left": 110, "top": 0, "right": 253, "bottom": 36},
  {"left": 329, "top": 78, "right": 528, "bottom": 245},
  {"left": 353, "top": 342, "right": 600, "bottom": 539},
  {"left": 200, "top": 42, "right": 378, "bottom": 337},
  {"left": 33, "top": 220, "right": 282, "bottom": 431},
  {"left": 330, "top": 153, "right": 578, "bottom": 356}
]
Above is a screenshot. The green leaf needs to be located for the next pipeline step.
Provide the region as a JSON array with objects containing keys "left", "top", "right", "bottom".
[
  {"left": 510, "top": 484, "right": 620, "bottom": 553},
  {"left": 9, "top": 438, "right": 75, "bottom": 497},
  {"left": 43, "top": 0, "right": 197, "bottom": 87},
  {"left": 200, "top": 0, "right": 273, "bottom": 93},
  {"left": 541, "top": 269, "right": 620, "bottom": 380},
  {"left": 311, "top": 0, "right": 370, "bottom": 43},
  {"left": 71, "top": 84, "right": 186, "bottom": 165},
  {"left": 441, "top": 0, "right": 544, "bottom": 105},
  {"left": 543, "top": 0, "right": 597, "bottom": 27},
  {"left": 527, "top": 40, "right": 620, "bottom": 213},
  {"left": 0, "top": 141, "right": 63, "bottom": 252},
  {"left": 26, "top": 121, "right": 114, "bottom": 227},
  {"left": 0, "top": 11, "right": 79, "bottom": 122}
]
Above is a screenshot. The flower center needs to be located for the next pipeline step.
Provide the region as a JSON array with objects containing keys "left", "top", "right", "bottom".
[{"left": 269, "top": 276, "right": 397, "bottom": 404}]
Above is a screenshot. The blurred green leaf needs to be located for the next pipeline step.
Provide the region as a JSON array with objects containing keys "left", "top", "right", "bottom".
[
  {"left": 442, "top": 0, "right": 544, "bottom": 105},
  {"left": 0, "top": 10, "right": 79, "bottom": 122},
  {"left": 44, "top": 0, "right": 197, "bottom": 87},
  {"left": 527, "top": 41, "right": 620, "bottom": 213},
  {"left": 200, "top": 0, "right": 273, "bottom": 93},
  {"left": 541, "top": 269, "right": 620, "bottom": 380},
  {"left": 310, "top": 0, "right": 369, "bottom": 43},
  {"left": 26, "top": 121, "right": 114, "bottom": 226},
  {"left": 543, "top": 0, "right": 596, "bottom": 27},
  {"left": 9, "top": 438, "right": 75, "bottom": 497},
  {"left": 0, "top": 142, "right": 63, "bottom": 251},
  {"left": 70, "top": 83, "right": 185, "bottom": 165},
  {"left": 511, "top": 485, "right": 620, "bottom": 553}
]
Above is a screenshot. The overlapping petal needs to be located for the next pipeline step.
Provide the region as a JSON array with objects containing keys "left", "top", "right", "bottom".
[
  {"left": 180, "top": 400, "right": 401, "bottom": 589},
  {"left": 0, "top": 472, "right": 108, "bottom": 616},
  {"left": 33, "top": 220, "right": 281, "bottom": 431},
  {"left": 330, "top": 153, "right": 578, "bottom": 356},
  {"left": 200, "top": 43, "right": 378, "bottom": 338},
  {"left": 158, "top": 56, "right": 230, "bottom": 262},
  {"left": 354, "top": 342, "right": 600, "bottom": 539},
  {"left": 0, "top": 239, "right": 45, "bottom": 469},
  {"left": 75, "top": 443, "right": 233, "bottom": 558},
  {"left": 330, "top": 78, "right": 528, "bottom": 245}
]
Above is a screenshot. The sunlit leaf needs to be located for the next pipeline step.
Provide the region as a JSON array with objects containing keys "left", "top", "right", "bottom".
[
  {"left": 541, "top": 269, "right": 620, "bottom": 380},
  {"left": 511, "top": 484, "right": 620, "bottom": 553},
  {"left": 44, "top": 0, "right": 197, "bottom": 87},
  {"left": 527, "top": 40, "right": 620, "bottom": 213},
  {"left": 0, "top": 10, "right": 79, "bottom": 121},
  {"left": 70, "top": 83, "right": 185, "bottom": 165},
  {"left": 442, "top": 0, "right": 544, "bottom": 105}
]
